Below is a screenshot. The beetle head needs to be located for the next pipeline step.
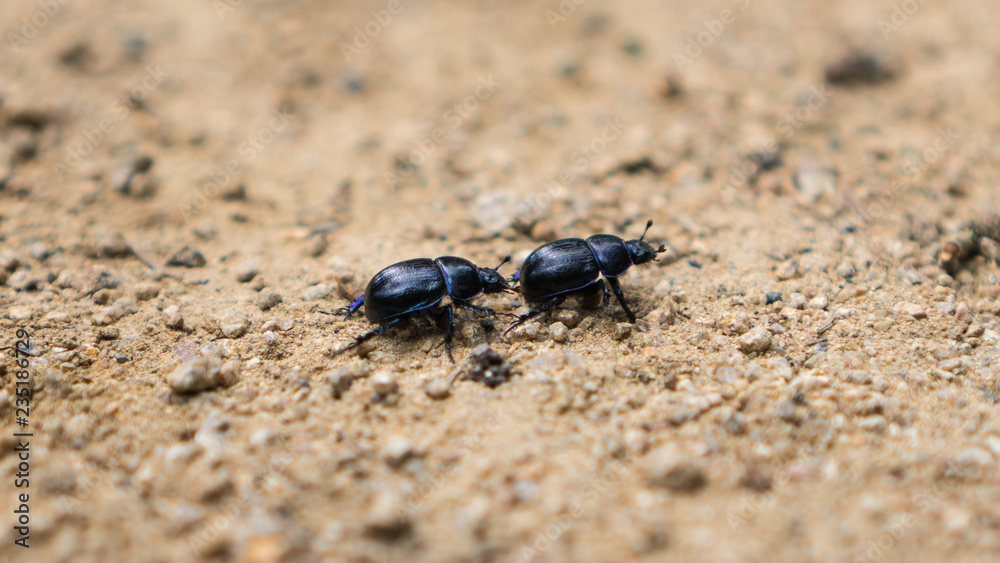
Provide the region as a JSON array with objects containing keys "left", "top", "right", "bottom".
[
  {"left": 626, "top": 219, "right": 668, "bottom": 265},
  {"left": 479, "top": 256, "right": 514, "bottom": 294}
]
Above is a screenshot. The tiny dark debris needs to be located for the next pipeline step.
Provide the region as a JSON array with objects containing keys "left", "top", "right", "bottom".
[
  {"left": 460, "top": 344, "right": 512, "bottom": 388},
  {"left": 687, "top": 259, "right": 702, "bottom": 269},
  {"left": 765, "top": 291, "right": 782, "bottom": 305},
  {"left": 614, "top": 156, "right": 662, "bottom": 176},
  {"left": 748, "top": 149, "right": 783, "bottom": 172},
  {"left": 825, "top": 51, "right": 898, "bottom": 86},
  {"left": 59, "top": 43, "right": 95, "bottom": 69}
]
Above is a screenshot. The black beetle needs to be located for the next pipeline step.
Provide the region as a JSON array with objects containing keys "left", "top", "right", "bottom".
[
  {"left": 335, "top": 256, "right": 514, "bottom": 360},
  {"left": 506, "top": 220, "right": 666, "bottom": 333}
]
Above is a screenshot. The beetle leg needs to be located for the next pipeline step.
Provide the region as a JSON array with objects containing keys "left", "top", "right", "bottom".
[
  {"left": 454, "top": 301, "right": 518, "bottom": 318},
  {"left": 334, "top": 316, "right": 402, "bottom": 355},
  {"left": 333, "top": 295, "right": 365, "bottom": 320},
  {"left": 503, "top": 296, "right": 565, "bottom": 336},
  {"left": 606, "top": 277, "right": 637, "bottom": 323},
  {"left": 444, "top": 305, "right": 456, "bottom": 363}
]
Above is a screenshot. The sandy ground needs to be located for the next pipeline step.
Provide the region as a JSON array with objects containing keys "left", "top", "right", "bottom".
[{"left": 2, "top": 0, "right": 1000, "bottom": 561}]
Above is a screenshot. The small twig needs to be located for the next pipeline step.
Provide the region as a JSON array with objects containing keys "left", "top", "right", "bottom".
[
  {"left": 781, "top": 170, "right": 810, "bottom": 208},
  {"left": 448, "top": 355, "right": 475, "bottom": 385},
  {"left": 840, "top": 184, "right": 872, "bottom": 224},
  {"left": 123, "top": 237, "right": 185, "bottom": 281},
  {"left": 816, "top": 317, "right": 836, "bottom": 335}
]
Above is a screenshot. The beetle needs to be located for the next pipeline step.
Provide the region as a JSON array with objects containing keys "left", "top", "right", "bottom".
[
  {"left": 334, "top": 255, "right": 514, "bottom": 361},
  {"left": 506, "top": 220, "right": 666, "bottom": 334}
]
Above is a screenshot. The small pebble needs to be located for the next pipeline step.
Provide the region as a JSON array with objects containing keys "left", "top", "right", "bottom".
[
  {"left": 133, "top": 282, "right": 160, "bottom": 301},
  {"left": 777, "top": 259, "right": 800, "bottom": 280},
  {"left": 738, "top": 326, "right": 772, "bottom": 354},
  {"left": 382, "top": 436, "right": 418, "bottom": 467},
  {"left": 623, "top": 428, "right": 649, "bottom": 453},
  {"left": 549, "top": 322, "right": 569, "bottom": 343},
  {"left": 893, "top": 302, "right": 927, "bottom": 320},
  {"left": 7, "top": 306, "right": 32, "bottom": 321},
  {"left": 257, "top": 288, "right": 283, "bottom": 311},
  {"left": 372, "top": 372, "right": 399, "bottom": 398},
  {"left": 0, "top": 252, "right": 20, "bottom": 272},
  {"left": 166, "top": 356, "right": 225, "bottom": 394},
  {"left": 836, "top": 261, "right": 856, "bottom": 279},
  {"left": 167, "top": 246, "right": 207, "bottom": 268},
  {"left": 955, "top": 447, "right": 994, "bottom": 467},
  {"left": 365, "top": 491, "right": 411, "bottom": 540},
  {"left": 193, "top": 221, "right": 217, "bottom": 240},
  {"left": 554, "top": 309, "right": 580, "bottom": 328},
  {"left": 307, "top": 234, "right": 329, "bottom": 258},
  {"left": 508, "top": 322, "right": 540, "bottom": 341},
  {"left": 423, "top": 378, "right": 451, "bottom": 400},
  {"left": 219, "top": 311, "right": 250, "bottom": 338},
  {"left": 164, "top": 305, "right": 184, "bottom": 330},
  {"left": 807, "top": 295, "right": 829, "bottom": 310},
  {"left": 7, "top": 271, "right": 42, "bottom": 291},
  {"left": 324, "top": 360, "right": 371, "bottom": 399},
  {"left": 93, "top": 305, "right": 124, "bottom": 326},
  {"left": 235, "top": 259, "right": 260, "bottom": 283},
  {"left": 788, "top": 293, "right": 807, "bottom": 309},
  {"left": 641, "top": 444, "right": 707, "bottom": 492},
  {"left": 96, "top": 327, "right": 120, "bottom": 340},
  {"left": 613, "top": 323, "right": 634, "bottom": 341},
  {"left": 219, "top": 360, "right": 242, "bottom": 385},
  {"left": 858, "top": 415, "right": 887, "bottom": 434},
  {"left": 764, "top": 292, "right": 782, "bottom": 305},
  {"left": 460, "top": 322, "right": 485, "bottom": 345}
]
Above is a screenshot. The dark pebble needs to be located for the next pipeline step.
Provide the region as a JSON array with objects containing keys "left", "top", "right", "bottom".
[
  {"left": 167, "top": 246, "right": 206, "bottom": 268},
  {"left": 461, "top": 344, "right": 512, "bottom": 388},
  {"left": 687, "top": 259, "right": 702, "bottom": 269},
  {"left": 765, "top": 292, "right": 782, "bottom": 305}
]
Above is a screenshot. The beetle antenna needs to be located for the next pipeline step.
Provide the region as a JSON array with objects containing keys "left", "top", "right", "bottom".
[
  {"left": 495, "top": 255, "right": 511, "bottom": 270},
  {"left": 639, "top": 219, "right": 653, "bottom": 242}
]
